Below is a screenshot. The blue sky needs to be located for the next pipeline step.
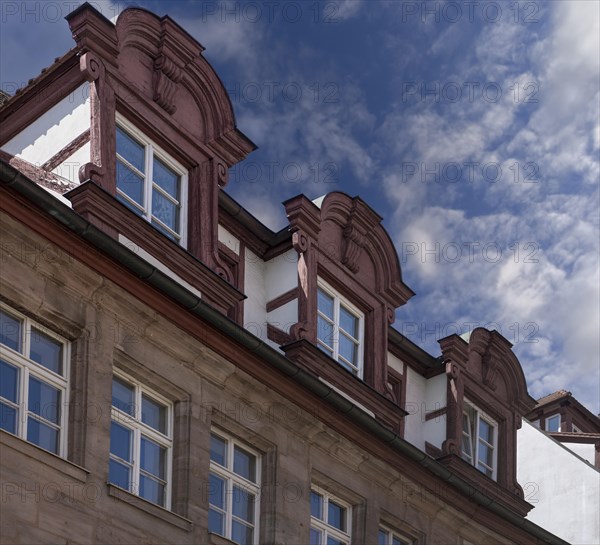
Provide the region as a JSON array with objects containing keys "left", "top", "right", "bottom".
[{"left": 1, "top": 0, "right": 599, "bottom": 412}]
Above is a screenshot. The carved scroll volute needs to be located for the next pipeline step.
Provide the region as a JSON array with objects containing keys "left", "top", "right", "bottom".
[
  {"left": 80, "top": 52, "right": 106, "bottom": 82},
  {"left": 386, "top": 307, "right": 396, "bottom": 326},
  {"left": 153, "top": 53, "right": 183, "bottom": 114},
  {"left": 79, "top": 52, "right": 107, "bottom": 186},
  {"left": 215, "top": 160, "right": 229, "bottom": 188},
  {"left": 469, "top": 329, "right": 498, "bottom": 390},
  {"left": 342, "top": 223, "right": 365, "bottom": 273}
]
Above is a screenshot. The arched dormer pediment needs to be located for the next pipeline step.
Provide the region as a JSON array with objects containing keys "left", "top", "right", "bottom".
[
  {"left": 66, "top": 3, "right": 255, "bottom": 171},
  {"left": 115, "top": 8, "right": 245, "bottom": 153},
  {"left": 64, "top": 3, "right": 254, "bottom": 305},
  {"left": 285, "top": 192, "right": 414, "bottom": 312},
  {"left": 438, "top": 328, "right": 537, "bottom": 516},
  {"left": 282, "top": 192, "right": 414, "bottom": 400},
  {"left": 319, "top": 192, "right": 414, "bottom": 307},
  {"left": 469, "top": 329, "right": 534, "bottom": 413}
]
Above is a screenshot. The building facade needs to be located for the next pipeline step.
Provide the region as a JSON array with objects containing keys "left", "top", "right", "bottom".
[{"left": 0, "top": 4, "right": 597, "bottom": 545}]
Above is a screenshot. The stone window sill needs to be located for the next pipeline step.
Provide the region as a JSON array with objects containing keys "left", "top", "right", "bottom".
[
  {"left": 107, "top": 483, "right": 193, "bottom": 532},
  {"left": 0, "top": 429, "right": 88, "bottom": 483}
]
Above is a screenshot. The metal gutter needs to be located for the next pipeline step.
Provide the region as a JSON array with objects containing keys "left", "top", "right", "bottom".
[{"left": 0, "top": 160, "right": 569, "bottom": 545}]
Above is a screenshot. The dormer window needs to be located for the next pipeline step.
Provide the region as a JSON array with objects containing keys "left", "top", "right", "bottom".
[
  {"left": 545, "top": 414, "right": 560, "bottom": 432},
  {"left": 461, "top": 400, "right": 498, "bottom": 480},
  {"left": 116, "top": 119, "right": 188, "bottom": 245},
  {"left": 317, "top": 280, "right": 364, "bottom": 377}
]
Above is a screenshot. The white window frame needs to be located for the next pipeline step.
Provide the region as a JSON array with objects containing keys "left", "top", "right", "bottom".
[
  {"left": 378, "top": 524, "right": 411, "bottom": 545},
  {"left": 317, "top": 278, "right": 365, "bottom": 378},
  {"left": 116, "top": 115, "right": 189, "bottom": 247},
  {"left": 461, "top": 399, "right": 498, "bottom": 480},
  {"left": 208, "top": 429, "right": 261, "bottom": 545},
  {"left": 0, "top": 303, "right": 70, "bottom": 457},
  {"left": 545, "top": 413, "right": 561, "bottom": 432},
  {"left": 310, "top": 486, "right": 352, "bottom": 545},
  {"left": 109, "top": 369, "right": 173, "bottom": 509}
]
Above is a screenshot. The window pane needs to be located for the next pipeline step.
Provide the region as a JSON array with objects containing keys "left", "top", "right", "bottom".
[
  {"left": 337, "top": 359, "right": 354, "bottom": 374},
  {"left": 309, "top": 528, "right": 322, "bottom": 545},
  {"left": 109, "top": 458, "right": 131, "bottom": 490},
  {"left": 208, "top": 472, "right": 225, "bottom": 509},
  {"left": 0, "top": 310, "right": 21, "bottom": 352},
  {"left": 378, "top": 529, "right": 388, "bottom": 545},
  {"left": 29, "top": 328, "right": 62, "bottom": 374},
  {"left": 310, "top": 491, "right": 323, "bottom": 519},
  {"left": 153, "top": 157, "right": 179, "bottom": 199},
  {"left": 27, "top": 417, "right": 58, "bottom": 453},
  {"left": 339, "top": 333, "right": 357, "bottom": 365},
  {"left": 152, "top": 190, "right": 179, "bottom": 232},
  {"left": 233, "top": 445, "right": 256, "bottom": 482},
  {"left": 0, "top": 360, "right": 19, "bottom": 402},
  {"left": 0, "top": 402, "right": 17, "bottom": 434},
  {"left": 317, "top": 289, "right": 334, "bottom": 319},
  {"left": 546, "top": 415, "right": 560, "bottom": 432},
  {"left": 317, "top": 316, "right": 334, "bottom": 348},
  {"left": 110, "top": 421, "right": 132, "bottom": 462},
  {"left": 392, "top": 537, "right": 405, "bottom": 545},
  {"left": 231, "top": 520, "right": 254, "bottom": 545},
  {"left": 150, "top": 219, "right": 178, "bottom": 241},
  {"left": 478, "top": 441, "right": 494, "bottom": 468},
  {"left": 479, "top": 418, "right": 494, "bottom": 445},
  {"left": 327, "top": 537, "right": 345, "bottom": 545},
  {"left": 208, "top": 508, "right": 224, "bottom": 535},
  {"left": 141, "top": 394, "right": 166, "bottom": 434},
  {"left": 141, "top": 437, "right": 166, "bottom": 479},
  {"left": 477, "top": 462, "right": 493, "bottom": 478},
  {"left": 28, "top": 377, "right": 60, "bottom": 424},
  {"left": 116, "top": 127, "right": 145, "bottom": 172},
  {"left": 210, "top": 434, "right": 227, "bottom": 466},
  {"left": 318, "top": 343, "right": 334, "bottom": 358},
  {"left": 232, "top": 485, "right": 255, "bottom": 523},
  {"left": 339, "top": 306, "right": 358, "bottom": 338},
  {"left": 140, "top": 474, "right": 165, "bottom": 506},
  {"left": 328, "top": 500, "right": 346, "bottom": 531},
  {"left": 112, "top": 377, "right": 134, "bottom": 416},
  {"left": 117, "top": 161, "right": 144, "bottom": 206},
  {"left": 462, "top": 412, "right": 471, "bottom": 434}
]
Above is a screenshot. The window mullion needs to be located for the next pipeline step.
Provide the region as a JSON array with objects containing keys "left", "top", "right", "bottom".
[
  {"left": 21, "top": 367, "right": 29, "bottom": 441},
  {"left": 333, "top": 298, "right": 340, "bottom": 360},
  {"left": 474, "top": 411, "right": 480, "bottom": 467},
  {"left": 227, "top": 477, "right": 234, "bottom": 540},
  {"left": 23, "top": 317, "right": 31, "bottom": 360},
  {"left": 134, "top": 385, "right": 142, "bottom": 495},
  {"left": 145, "top": 143, "right": 153, "bottom": 220}
]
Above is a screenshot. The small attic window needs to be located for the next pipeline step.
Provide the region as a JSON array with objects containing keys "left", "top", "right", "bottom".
[
  {"left": 317, "top": 279, "right": 364, "bottom": 378},
  {"left": 116, "top": 117, "right": 188, "bottom": 246},
  {"left": 545, "top": 414, "right": 561, "bottom": 432}
]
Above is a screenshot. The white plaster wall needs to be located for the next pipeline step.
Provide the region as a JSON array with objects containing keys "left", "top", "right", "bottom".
[
  {"left": 517, "top": 420, "right": 600, "bottom": 544},
  {"left": 387, "top": 351, "right": 404, "bottom": 376},
  {"left": 244, "top": 249, "right": 271, "bottom": 345},
  {"left": 265, "top": 250, "right": 297, "bottom": 301},
  {"left": 422, "top": 374, "right": 447, "bottom": 448},
  {"left": 217, "top": 224, "right": 240, "bottom": 255},
  {"left": 562, "top": 442, "right": 596, "bottom": 466},
  {"left": 404, "top": 367, "right": 427, "bottom": 450},
  {"left": 3, "top": 83, "right": 90, "bottom": 167},
  {"left": 51, "top": 142, "right": 91, "bottom": 184},
  {"left": 267, "top": 299, "right": 298, "bottom": 334}
]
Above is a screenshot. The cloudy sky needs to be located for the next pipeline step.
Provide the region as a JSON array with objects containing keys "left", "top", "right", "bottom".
[{"left": 2, "top": 0, "right": 599, "bottom": 412}]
